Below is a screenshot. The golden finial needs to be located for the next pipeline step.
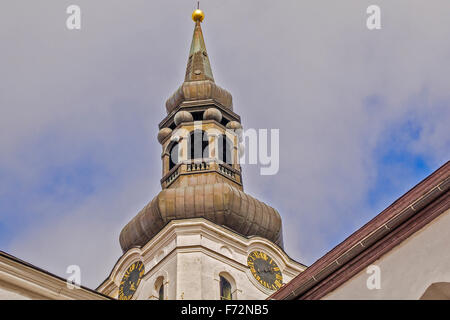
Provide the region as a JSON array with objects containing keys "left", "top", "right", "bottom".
[{"left": 192, "top": 2, "right": 204, "bottom": 22}]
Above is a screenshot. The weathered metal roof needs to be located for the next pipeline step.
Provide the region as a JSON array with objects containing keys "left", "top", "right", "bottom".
[
  {"left": 165, "top": 17, "right": 233, "bottom": 113},
  {"left": 186, "top": 20, "right": 214, "bottom": 82},
  {"left": 119, "top": 183, "right": 284, "bottom": 252}
]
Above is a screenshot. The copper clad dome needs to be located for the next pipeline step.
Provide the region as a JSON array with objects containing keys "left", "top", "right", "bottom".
[
  {"left": 165, "top": 80, "right": 233, "bottom": 114},
  {"left": 119, "top": 183, "right": 283, "bottom": 252}
]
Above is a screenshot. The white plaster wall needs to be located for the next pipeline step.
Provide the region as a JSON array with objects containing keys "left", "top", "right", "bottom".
[
  {"left": 136, "top": 245, "right": 275, "bottom": 300},
  {"left": 172, "top": 250, "right": 273, "bottom": 300},
  {"left": 324, "top": 208, "right": 450, "bottom": 300},
  {"left": 177, "top": 251, "right": 204, "bottom": 299},
  {"left": 137, "top": 253, "right": 177, "bottom": 300},
  {"left": 198, "top": 251, "right": 268, "bottom": 300}
]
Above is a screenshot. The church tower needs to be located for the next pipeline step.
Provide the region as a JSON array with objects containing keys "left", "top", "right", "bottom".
[{"left": 98, "top": 8, "right": 305, "bottom": 300}]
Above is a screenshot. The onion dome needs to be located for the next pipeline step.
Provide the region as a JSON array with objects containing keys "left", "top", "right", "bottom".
[{"left": 119, "top": 183, "right": 283, "bottom": 252}]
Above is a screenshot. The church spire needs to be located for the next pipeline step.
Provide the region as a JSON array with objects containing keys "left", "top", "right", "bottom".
[
  {"left": 119, "top": 7, "right": 285, "bottom": 257},
  {"left": 185, "top": 8, "right": 214, "bottom": 82},
  {"left": 165, "top": 7, "right": 233, "bottom": 114}
]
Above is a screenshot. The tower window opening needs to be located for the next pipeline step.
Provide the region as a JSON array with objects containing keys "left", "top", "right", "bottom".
[
  {"left": 189, "top": 130, "right": 209, "bottom": 160},
  {"left": 220, "top": 118, "right": 228, "bottom": 127},
  {"left": 169, "top": 142, "right": 179, "bottom": 170},
  {"left": 191, "top": 111, "right": 204, "bottom": 121},
  {"left": 219, "top": 275, "right": 232, "bottom": 300},
  {"left": 218, "top": 135, "right": 233, "bottom": 165}
]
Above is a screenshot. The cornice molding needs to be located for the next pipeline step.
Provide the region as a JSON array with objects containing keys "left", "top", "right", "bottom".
[{"left": 0, "top": 252, "right": 109, "bottom": 300}]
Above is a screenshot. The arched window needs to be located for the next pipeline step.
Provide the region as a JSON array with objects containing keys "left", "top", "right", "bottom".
[
  {"left": 219, "top": 275, "right": 232, "bottom": 300},
  {"left": 217, "top": 135, "right": 233, "bottom": 164},
  {"left": 169, "top": 142, "right": 179, "bottom": 170},
  {"left": 158, "top": 283, "right": 164, "bottom": 300},
  {"left": 154, "top": 276, "right": 165, "bottom": 300},
  {"left": 189, "top": 130, "right": 209, "bottom": 160}
]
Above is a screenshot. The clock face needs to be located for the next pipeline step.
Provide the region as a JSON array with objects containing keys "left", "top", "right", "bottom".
[
  {"left": 247, "top": 251, "right": 283, "bottom": 291},
  {"left": 118, "top": 261, "right": 145, "bottom": 300}
]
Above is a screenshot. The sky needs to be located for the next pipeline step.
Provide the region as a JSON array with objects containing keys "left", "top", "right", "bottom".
[{"left": 0, "top": 0, "right": 449, "bottom": 289}]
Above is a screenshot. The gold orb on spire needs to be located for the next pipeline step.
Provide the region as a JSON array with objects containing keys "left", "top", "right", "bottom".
[{"left": 192, "top": 9, "right": 204, "bottom": 22}]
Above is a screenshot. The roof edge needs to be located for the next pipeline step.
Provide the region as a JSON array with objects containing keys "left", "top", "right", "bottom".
[{"left": 269, "top": 161, "right": 450, "bottom": 300}]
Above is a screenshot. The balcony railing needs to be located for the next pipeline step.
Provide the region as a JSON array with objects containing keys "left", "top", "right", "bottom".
[
  {"left": 186, "top": 161, "right": 210, "bottom": 172},
  {"left": 219, "top": 164, "right": 235, "bottom": 178},
  {"left": 165, "top": 167, "right": 179, "bottom": 185},
  {"left": 161, "top": 159, "right": 241, "bottom": 188}
]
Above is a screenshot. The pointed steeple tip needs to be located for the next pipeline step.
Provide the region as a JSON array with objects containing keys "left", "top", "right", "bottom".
[
  {"left": 164, "top": 5, "right": 233, "bottom": 114},
  {"left": 185, "top": 7, "right": 214, "bottom": 82},
  {"left": 192, "top": 1, "right": 204, "bottom": 22}
]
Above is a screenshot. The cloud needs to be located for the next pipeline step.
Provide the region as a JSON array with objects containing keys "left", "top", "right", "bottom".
[{"left": 1, "top": 0, "right": 449, "bottom": 288}]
